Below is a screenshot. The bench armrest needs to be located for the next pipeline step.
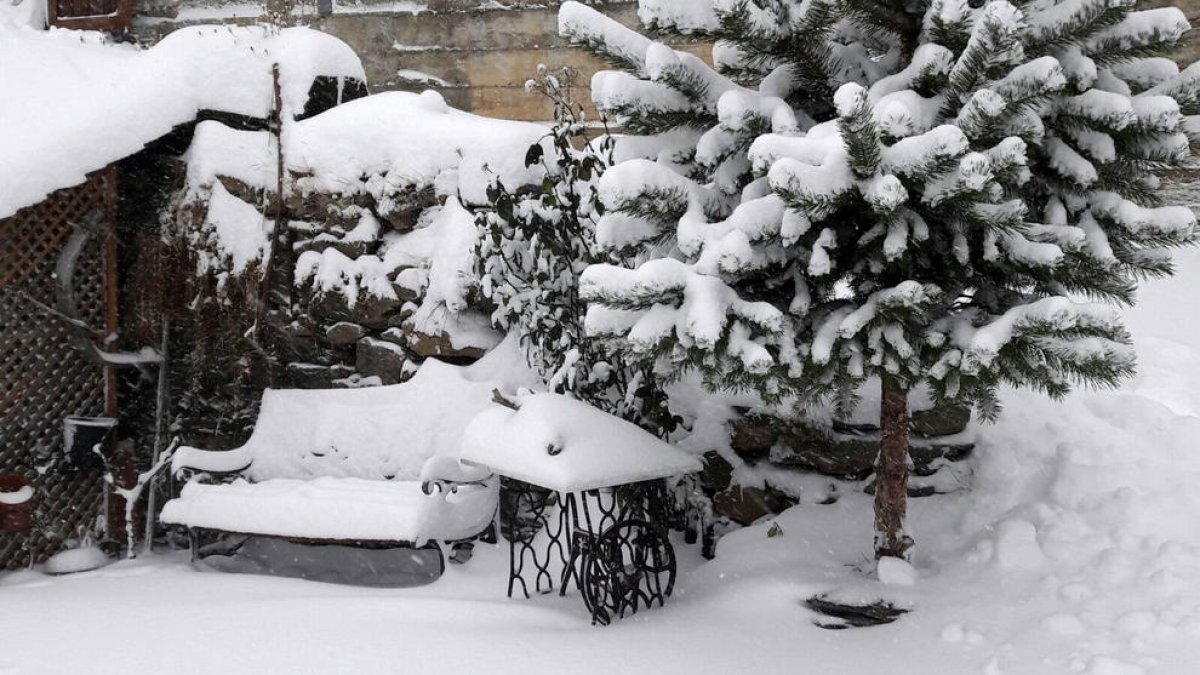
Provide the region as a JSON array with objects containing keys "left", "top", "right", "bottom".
[
  {"left": 421, "top": 475, "right": 495, "bottom": 496},
  {"left": 419, "top": 455, "right": 494, "bottom": 495},
  {"left": 171, "top": 445, "right": 252, "bottom": 478}
]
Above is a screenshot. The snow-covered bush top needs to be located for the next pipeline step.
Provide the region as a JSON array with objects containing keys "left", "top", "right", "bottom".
[
  {"left": 474, "top": 68, "right": 677, "bottom": 435},
  {"left": 563, "top": 0, "right": 1199, "bottom": 415},
  {"left": 183, "top": 91, "right": 548, "bottom": 299},
  {"left": 0, "top": 23, "right": 364, "bottom": 220},
  {"left": 185, "top": 91, "right": 548, "bottom": 209}
]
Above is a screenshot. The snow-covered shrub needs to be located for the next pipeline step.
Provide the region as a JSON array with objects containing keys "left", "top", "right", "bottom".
[
  {"left": 561, "top": 0, "right": 1199, "bottom": 558},
  {"left": 475, "top": 67, "right": 677, "bottom": 436}
]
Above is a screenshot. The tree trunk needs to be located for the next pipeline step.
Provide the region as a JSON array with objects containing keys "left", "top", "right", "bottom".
[{"left": 875, "top": 377, "right": 913, "bottom": 560}]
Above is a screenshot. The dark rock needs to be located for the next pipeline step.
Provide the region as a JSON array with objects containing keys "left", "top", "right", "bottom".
[
  {"left": 832, "top": 419, "right": 879, "bottom": 434},
  {"left": 284, "top": 362, "right": 353, "bottom": 389},
  {"left": 284, "top": 187, "right": 373, "bottom": 225},
  {"left": 405, "top": 327, "right": 488, "bottom": 362},
  {"left": 305, "top": 289, "right": 354, "bottom": 324},
  {"left": 324, "top": 321, "right": 365, "bottom": 346},
  {"left": 276, "top": 334, "right": 322, "bottom": 365},
  {"left": 373, "top": 185, "right": 437, "bottom": 233},
  {"left": 387, "top": 303, "right": 419, "bottom": 328},
  {"left": 700, "top": 451, "right": 734, "bottom": 493},
  {"left": 331, "top": 373, "right": 383, "bottom": 389},
  {"left": 355, "top": 337, "right": 408, "bottom": 385},
  {"left": 325, "top": 238, "right": 372, "bottom": 259},
  {"left": 351, "top": 293, "right": 404, "bottom": 330},
  {"left": 378, "top": 327, "right": 407, "bottom": 347},
  {"left": 712, "top": 487, "right": 791, "bottom": 526},
  {"left": 215, "top": 175, "right": 264, "bottom": 206},
  {"left": 729, "top": 414, "right": 780, "bottom": 461},
  {"left": 770, "top": 434, "right": 877, "bottom": 481},
  {"left": 294, "top": 265, "right": 403, "bottom": 331},
  {"left": 805, "top": 594, "right": 909, "bottom": 629},
  {"left": 274, "top": 321, "right": 322, "bottom": 364},
  {"left": 771, "top": 430, "right": 975, "bottom": 481},
  {"left": 294, "top": 238, "right": 338, "bottom": 255},
  {"left": 909, "top": 441, "right": 975, "bottom": 475},
  {"left": 390, "top": 275, "right": 423, "bottom": 304},
  {"left": 910, "top": 402, "right": 971, "bottom": 438}
]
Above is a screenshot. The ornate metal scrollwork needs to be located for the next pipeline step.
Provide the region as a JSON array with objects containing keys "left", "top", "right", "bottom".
[{"left": 501, "top": 478, "right": 680, "bottom": 625}]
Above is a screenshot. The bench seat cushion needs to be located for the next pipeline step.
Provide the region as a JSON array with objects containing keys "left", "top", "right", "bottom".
[{"left": 161, "top": 476, "right": 496, "bottom": 543}]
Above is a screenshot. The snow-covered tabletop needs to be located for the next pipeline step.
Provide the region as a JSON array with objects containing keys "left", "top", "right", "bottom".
[
  {"left": 161, "top": 476, "right": 496, "bottom": 543},
  {"left": 460, "top": 393, "right": 700, "bottom": 494}
]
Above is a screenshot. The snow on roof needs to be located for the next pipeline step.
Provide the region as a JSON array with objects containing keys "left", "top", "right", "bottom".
[
  {"left": 460, "top": 393, "right": 701, "bottom": 493},
  {"left": 0, "top": 23, "right": 364, "bottom": 220},
  {"left": 185, "top": 90, "right": 550, "bottom": 206}
]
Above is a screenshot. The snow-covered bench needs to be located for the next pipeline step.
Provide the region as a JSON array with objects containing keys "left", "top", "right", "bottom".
[{"left": 160, "top": 360, "right": 500, "bottom": 576}]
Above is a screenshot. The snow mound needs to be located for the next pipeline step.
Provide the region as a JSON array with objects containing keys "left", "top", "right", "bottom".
[
  {"left": 171, "top": 359, "right": 496, "bottom": 483},
  {"left": 0, "top": 23, "right": 364, "bottom": 220},
  {"left": 161, "top": 475, "right": 496, "bottom": 543},
  {"left": 44, "top": 546, "right": 110, "bottom": 575},
  {"left": 186, "top": 91, "right": 548, "bottom": 207},
  {"left": 461, "top": 393, "right": 701, "bottom": 493}
]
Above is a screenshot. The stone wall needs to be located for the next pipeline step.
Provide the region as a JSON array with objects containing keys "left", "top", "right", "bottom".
[
  {"left": 1147, "top": 0, "right": 1200, "bottom": 65},
  {"left": 133, "top": 0, "right": 1200, "bottom": 122},
  {"left": 133, "top": 0, "right": 710, "bottom": 122}
]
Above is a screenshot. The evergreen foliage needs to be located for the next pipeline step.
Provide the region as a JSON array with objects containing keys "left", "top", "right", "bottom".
[
  {"left": 475, "top": 67, "right": 677, "bottom": 436},
  {"left": 558, "top": 0, "right": 1199, "bottom": 556}
]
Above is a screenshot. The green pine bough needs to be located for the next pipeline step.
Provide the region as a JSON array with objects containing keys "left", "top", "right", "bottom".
[{"left": 557, "top": 0, "right": 1200, "bottom": 562}]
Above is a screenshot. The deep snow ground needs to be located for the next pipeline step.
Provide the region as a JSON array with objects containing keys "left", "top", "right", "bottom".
[{"left": 2, "top": 248, "right": 1199, "bottom": 675}]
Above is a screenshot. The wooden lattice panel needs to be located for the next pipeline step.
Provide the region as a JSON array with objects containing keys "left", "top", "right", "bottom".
[{"left": 0, "top": 169, "right": 116, "bottom": 568}]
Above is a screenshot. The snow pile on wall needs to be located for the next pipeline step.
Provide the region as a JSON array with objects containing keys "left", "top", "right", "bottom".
[
  {"left": 185, "top": 91, "right": 547, "bottom": 208},
  {"left": 176, "top": 90, "right": 549, "bottom": 387},
  {"left": 0, "top": 22, "right": 364, "bottom": 221}
]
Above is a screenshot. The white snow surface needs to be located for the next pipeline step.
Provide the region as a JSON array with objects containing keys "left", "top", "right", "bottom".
[
  {"left": 0, "top": 23, "right": 364, "bottom": 220},
  {"left": 170, "top": 358, "right": 495, "bottom": 483},
  {"left": 0, "top": 485, "right": 34, "bottom": 505},
  {"left": 5, "top": 233, "right": 1200, "bottom": 673},
  {"left": 42, "top": 546, "right": 110, "bottom": 575},
  {"left": 161, "top": 475, "right": 497, "bottom": 543},
  {"left": 461, "top": 393, "right": 701, "bottom": 494},
  {"left": 185, "top": 90, "right": 549, "bottom": 206},
  {"left": 160, "top": 352, "right": 530, "bottom": 543}
]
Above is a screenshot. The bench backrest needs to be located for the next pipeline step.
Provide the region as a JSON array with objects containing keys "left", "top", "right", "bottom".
[{"left": 241, "top": 360, "right": 495, "bottom": 483}]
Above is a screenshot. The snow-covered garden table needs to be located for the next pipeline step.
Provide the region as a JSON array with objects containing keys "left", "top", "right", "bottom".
[{"left": 461, "top": 393, "right": 701, "bottom": 625}]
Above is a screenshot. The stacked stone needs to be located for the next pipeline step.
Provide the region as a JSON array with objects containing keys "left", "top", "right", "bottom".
[
  {"left": 702, "top": 402, "right": 975, "bottom": 528},
  {"left": 193, "top": 173, "right": 494, "bottom": 390}
]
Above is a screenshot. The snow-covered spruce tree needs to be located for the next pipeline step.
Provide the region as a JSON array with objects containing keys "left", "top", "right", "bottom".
[
  {"left": 561, "top": 0, "right": 1199, "bottom": 560},
  {"left": 475, "top": 66, "right": 676, "bottom": 436}
]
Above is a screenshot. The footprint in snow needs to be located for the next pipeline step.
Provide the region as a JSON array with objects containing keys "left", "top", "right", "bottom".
[{"left": 941, "top": 622, "right": 986, "bottom": 646}]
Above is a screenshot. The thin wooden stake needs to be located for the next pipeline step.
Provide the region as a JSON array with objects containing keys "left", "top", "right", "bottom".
[
  {"left": 256, "top": 62, "right": 286, "bottom": 345},
  {"left": 142, "top": 316, "right": 169, "bottom": 553}
]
